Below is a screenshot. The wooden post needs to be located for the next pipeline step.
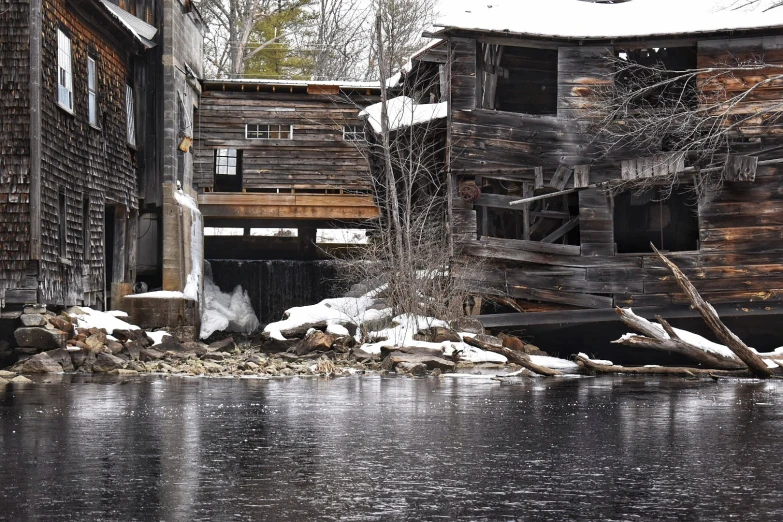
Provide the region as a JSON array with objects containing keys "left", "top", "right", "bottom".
[
  {"left": 125, "top": 209, "right": 138, "bottom": 284},
  {"left": 29, "top": 0, "right": 42, "bottom": 261},
  {"left": 113, "top": 206, "right": 127, "bottom": 284},
  {"left": 534, "top": 167, "right": 544, "bottom": 189}
]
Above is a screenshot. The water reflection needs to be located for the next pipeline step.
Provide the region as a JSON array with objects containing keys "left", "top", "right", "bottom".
[{"left": 0, "top": 375, "right": 781, "bottom": 521}]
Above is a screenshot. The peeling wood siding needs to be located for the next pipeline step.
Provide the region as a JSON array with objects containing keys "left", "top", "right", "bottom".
[
  {"left": 193, "top": 90, "right": 379, "bottom": 191},
  {"left": 0, "top": 0, "right": 32, "bottom": 305},
  {"left": 38, "top": 0, "right": 138, "bottom": 305}
]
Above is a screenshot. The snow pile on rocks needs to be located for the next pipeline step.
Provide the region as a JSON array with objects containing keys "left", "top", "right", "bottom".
[{"left": 200, "top": 277, "right": 260, "bottom": 340}]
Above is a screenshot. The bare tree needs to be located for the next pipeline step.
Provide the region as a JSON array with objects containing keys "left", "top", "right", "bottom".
[
  {"left": 590, "top": 49, "right": 783, "bottom": 200},
  {"left": 304, "top": 0, "right": 371, "bottom": 80}
]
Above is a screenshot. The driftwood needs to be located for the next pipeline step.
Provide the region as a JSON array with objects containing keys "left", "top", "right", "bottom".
[
  {"left": 464, "top": 336, "right": 563, "bottom": 377},
  {"left": 575, "top": 355, "right": 752, "bottom": 378},
  {"left": 613, "top": 308, "right": 746, "bottom": 371},
  {"left": 651, "top": 245, "right": 774, "bottom": 378}
]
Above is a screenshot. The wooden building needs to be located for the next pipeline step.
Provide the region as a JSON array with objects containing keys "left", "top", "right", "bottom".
[
  {"left": 0, "top": 0, "right": 204, "bottom": 312},
  {"left": 193, "top": 79, "right": 382, "bottom": 248},
  {"left": 425, "top": 1, "right": 783, "bottom": 328}
]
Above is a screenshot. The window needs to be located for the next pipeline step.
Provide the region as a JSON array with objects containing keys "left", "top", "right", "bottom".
[
  {"left": 343, "top": 125, "right": 366, "bottom": 142},
  {"left": 614, "top": 186, "right": 699, "bottom": 254},
  {"left": 246, "top": 124, "right": 293, "bottom": 139},
  {"left": 215, "top": 149, "right": 238, "bottom": 175},
  {"left": 477, "top": 43, "right": 558, "bottom": 115},
  {"left": 214, "top": 149, "right": 242, "bottom": 192},
  {"left": 57, "top": 29, "right": 73, "bottom": 112},
  {"left": 87, "top": 57, "right": 98, "bottom": 127},
  {"left": 126, "top": 84, "right": 136, "bottom": 147},
  {"left": 58, "top": 189, "right": 67, "bottom": 258}
]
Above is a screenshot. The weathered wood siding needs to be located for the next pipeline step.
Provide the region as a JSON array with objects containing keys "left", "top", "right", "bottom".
[
  {"left": 194, "top": 90, "right": 379, "bottom": 191},
  {"left": 38, "top": 0, "right": 138, "bottom": 305},
  {"left": 0, "top": 0, "right": 32, "bottom": 306}
]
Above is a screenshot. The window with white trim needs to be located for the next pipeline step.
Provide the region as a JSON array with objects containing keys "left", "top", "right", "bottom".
[
  {"left": 343, "top": 125, "right": 366, "bottom": 142},
  {"left": 57, "top": 29, "right": 73, "bottom": 112},
  {"left": 87, "top": 57, "right": 98, "bottom": 127},
  {"left": 214, "top": 149, "right": 238, "bottom": 175},
  {"left": 126, "top": 84, "right": 136, "bottom": 147},
  {"left": 246, "top": 123, "right": 293, "bottom": 139}
]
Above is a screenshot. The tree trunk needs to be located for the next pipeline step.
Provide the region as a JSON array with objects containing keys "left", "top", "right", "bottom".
[
  {"left": 463, "top": 336, "right": 563, "bottom": 377},
  {"left": 575, "top": 355, "right": 752, "bottom": 378}
]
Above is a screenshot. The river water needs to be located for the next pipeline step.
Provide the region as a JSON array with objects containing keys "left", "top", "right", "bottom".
[{"left": 1, "top": 374, "right": 781, "bottom": 521}]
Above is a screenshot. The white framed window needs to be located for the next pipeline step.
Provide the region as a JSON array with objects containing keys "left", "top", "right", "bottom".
[
  {"left": 126, "top": 84, "right": 136, "bottom": 147},
  {"left": 343, "top": 125, "right": 366, "bottom": 142},
  {"left": 87, "top": 57, "right": 98, "bottom": 127},
  {"left": 246, "top": 123, "right": 293, "bottom": 140},
  {"left": 215, "top": 149, "right": 238, "bottom": 175},
  {"left": 57, "top": 29, "right": 73, "bottom": 112}
]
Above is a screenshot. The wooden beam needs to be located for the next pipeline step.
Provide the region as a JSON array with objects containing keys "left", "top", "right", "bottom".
[
  {"left": 125, "top": 210, "right": 138, "bottom": 284},
  {"left": 723, "top": 155, "right": 758, "bottom": 182},
  {"left": 550, "top": 166, "right": 573, "bottom": 191},
  {"left": 534, "top": 167, "right": 544, "bottom": 189},
  {"left": 113, "top": 206, "right": 127, "bottom": 284},
  {"left": 542, "top": 217, "right": 579, "bottom": 244},
  {"left": 574, "top": 165, "right": 590, "bottom": 188}
]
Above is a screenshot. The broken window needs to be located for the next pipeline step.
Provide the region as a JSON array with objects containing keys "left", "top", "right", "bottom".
[
  {"left": 125, "top": 84, "right": 136, "bottom": 147},
  {"left": 87, "top": 57, "right": 98, "bottom": 127},
  {"left": 246, "top": 124, "right": 293, "bottom": 140},
  {"left": 614, "top": 186, "right": 699, "bottom": 254},
  {"left": 478, "top": 43, "right": 558, "bottom": 115},
  {"left": 57, "top": 29, "right": 73, "bottom": 112},
  {"left": 614, "top": 46, "right": 698, "bottom": 111},
  {"left": 214, "top": 149, "right": 242, "bottom": 192}
]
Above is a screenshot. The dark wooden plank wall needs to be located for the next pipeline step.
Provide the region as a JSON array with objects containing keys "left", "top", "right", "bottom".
[
  {"left": 38, "top": 0, "right": 138, "bottom": 305},
  {"left": 449, "top": 34, "right": 783, "bottom": 311},
  {"left": 193, "top": 91, "right": 379, "bottom": 191},
  {"left": 0, "top": 0, "right": 32, "bottom": 306}
]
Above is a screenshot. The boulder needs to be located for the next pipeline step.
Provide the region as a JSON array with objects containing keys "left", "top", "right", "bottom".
[
  {"left": 414, "top": 327, "right": 462, "bottom": 343},
  {"left": 0, "top": 370, "right": 17, "bottom": 379},
  {"left": 139, "top": 348, "right": 164, "bottom": 361},
  {"left": 50, "top": 316, "right": 74, "bottom": 336},
  {"left": 449, "top": 317, "right": 485, "bottom": 335},
  {"left": 474, "top": 334, "right": 503, "bottom": 347},
  {"left": 84, "top": 332, "right": 107, "bottom": 352},
  {"left": 381, "top": 345, "right": 444, "bottom": 359},
  {"left": 106, "top": 340, "right": 124, "bottom": 355},
  {"left": 181, "top": 342, "right": 208, "bottom": 357},
  {"left": 77, "top": 352, "right": 97, "bottom": 373},
  {"left": 46, "top": 348, "right": 75, "bottom": 372},
  {"left": 499, "top": 333, "right": 548, "bottom": 356},
  {"left": 13, "top": 352, "right": 62, "bottom": 373},
  {"left": 92, "top": 353, "right": 126, "bottom": 373},
  {"left": 110, "top": 369, "right": 138, "bottom": 376},
  {"left": 69, "top": 349, "right": 87, "bottom": 369},
  {"left": 293, "top": 331, "right": 336, "bottom": 356},
  {"left": 122, "top": 340, "right": 143, "bottom": 361},
  {"left": 113, "top": 329, "right": 152, "bottom": 347},
  {"left": 11, "top": 375, "right": 33, "bottom": 384},
  {"left": 384, "top": 352, "right": 456, "bottom": 373},
  {"left": 395, "top": 361, "right": 428, "bottom": 376},
  {"left": 208, "top": 337, "right": 236, "bottom": 353},
  {"left": 24, "top": 305, "right": 46, "bottom": 314},
  {"left": 20, "top": 313, "right": 47, "bottom": 327},
  {"left": 0, "top": 377, "right": 8, "bottom": 386},
  {"left": 202, "top": 352, "right": 226, "bottom": 361},
  {"left": 351, "top": 347, "right": 380, "bottom": 363},
  {"left": 14, "top": 327, "right": 67, "bottom": 350}
]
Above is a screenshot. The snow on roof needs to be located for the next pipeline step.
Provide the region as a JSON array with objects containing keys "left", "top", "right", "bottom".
[
  {"left": 203, "top": 78, "right": 381, "bottom": 90},
  {"left": 99, "top": 0, "right": 158, "bottom": 48},
  {"left": 387, "top": 39, "right": 445, "bottom": 88},
  {"left": 359, "top": 96, "right": 447, "bottom": 134},
  {"left": 435, "top": 0, "right": 783, "bottom": 40}
]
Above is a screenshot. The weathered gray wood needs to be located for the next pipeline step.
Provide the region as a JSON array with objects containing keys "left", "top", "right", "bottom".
[
  {"left": 542, "top": 217, "right": 579, "bottom": 244},
  {"left": 550, "top": 166, "right": 574, "bottom": 190},
  {"left": 576, "top": 355, "right": 751, "bottom": 377},
  {"left": 574, "top": 165, "right": 590, "bottom": 188},
  {"left": 724, "top": 155, "right": 759, "bottom": 182},
  {"left": 29, "top": 0, "right": 42, "bottom": 261},
  {"left": 534, "top": 167, "right": 544, "bottom": 188},
  {"left": 463, "top": 335, "right": 563, "bottom": 376},
  {"left": 113, "top": 207, "right": 127, "bottom": 284}
]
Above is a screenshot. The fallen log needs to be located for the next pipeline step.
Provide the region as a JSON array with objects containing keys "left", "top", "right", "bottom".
[
  {"left": 651, "top": 244, "right": 774, "bottom": 378},
  {"left": 575, "top": 355, "right": 752, "bottom": 378},
  {"left": 463, "top": 336, "right": 563, "bottom": 377},
  {"left": 613, "top": 308, "right": 746, "bottom": 371}
]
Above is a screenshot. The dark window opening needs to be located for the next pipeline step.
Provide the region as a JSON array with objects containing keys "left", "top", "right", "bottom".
[
  {"left": 214, "top": 149, "right": 242, "bottom": 192},
  {"left": 58, "top": 189, "right": 67, "bottom": 258},
  {"left": 83, "top": 197, "right": 90, "bottom": 262},
  {"left": 615, "top": 46, "right": 698, "bottom": 112},
  {"left": 478, "top": 44, "right": 558, "bottom": 115},
  {"left": 614, "top": 186, "right": 699, "bottom": 254}
]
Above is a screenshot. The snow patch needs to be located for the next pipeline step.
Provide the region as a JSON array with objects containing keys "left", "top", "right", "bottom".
[
  {"left": 124, "top": 290, "right": 189, "bottom": 300},
  {"left": 67, "top": 307, "right": 140, "bottom": 334},
  {"left": 200, "top": 276, "right": 260, "bottom": 340},
  {"left": 146, "top": 331, "right": 172, "bottom": 346},
  {"left": 359, "top": 96, "right": 447, "bottom": 134},
  {"left": 578, "top": 353, "right": 614, "bottom": 366}
]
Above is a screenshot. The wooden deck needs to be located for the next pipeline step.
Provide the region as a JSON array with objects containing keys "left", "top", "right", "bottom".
[{"left": 197, "top": 192, "right": 380, "bottom": 221}]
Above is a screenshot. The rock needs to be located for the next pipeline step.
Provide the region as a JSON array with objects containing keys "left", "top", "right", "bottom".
[
  {"left": 395, "top": 361, "right": 428, "bottom": 376},
  {"left": 14, "top": 327, "right": 67, "bottom": 350},
  {"left": 24, "top": 305, "right": 46, "bottom": 315},
  {"left": 474, "top": 334, "right": 503, "bottom": 347},
  {"left": 449, "top": 317, "right": 485, "bottom": 335},
  {"left": 77, "top": 352, "right": 97, "bottom": 373},
  {"left": 50, "top": 316, "right": 74, "bottom": 336},
  {"left": 384, "top": 352, "right": 456, "bottom": 373},
  {"left": 382, "top": 345, "right": 444, "bottom": 359},
  {"left": 122, "top": 340, "right": 143, "bottom": 361},
  {"left": 20, "top": 313, "right": 47, "bottom": 327},
  {"left": 202, "top": 352, "right": 226, "bottom": 361},
  {"left": 15, "top": 347, "right": 40, "bottom": 356},
  {"left": 46, "top": 348, "right": 75, "bottom": 372},
  {"left": 277, "top": 353, "right": 300, "bottom": 361},
  {"left": 414, "top": 327, "right": 462, "bottom": 343},
  {"left": 106, "top": 340, "right": 124, "bottom": 355},
  {"left": 92, "top": 353, "right": 126, "bottom": 373},
  {"left": 140, "top": 348, "right": 164, "bottom": 361},
  {"left": 0, "top": 377, "right": 8, "bottom": 386},
  {"left": 499, "top": 333, "right": 547, "bottom": 356},
  {"left": 351, "top": 347, "right": 379, "bottom": 363},
  {"left": 113, "top": 329, "right": 152, "bottom": 347},
  {"left": 208, "top": 337, "right": 236, "bottom": 353},
  {"left": 202, "top": 361, "right": 224, "bottom": 373},
  {"left": 0, "top": 370, "right": 17, "bottom": 379},
  {"left": 11, "top": 375, "right": 33, "bottom": 384},
  {"left": 181, "top": 342, "right": 208, "bottom": 356},
  {"left": 69, "top": 349, "right": 87, "bottom": 369},
  {"left": 110, "top": 369, "right": 138, "bottom": 376},
  {"left": 84, "top": 332, "right": 107, "bottom": 352},
  {"left": 293, "top": 331, "right": 335, "bottom": 356},
  {"left": 12, "top": 352, "right": 62, "bottom": 373}
]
